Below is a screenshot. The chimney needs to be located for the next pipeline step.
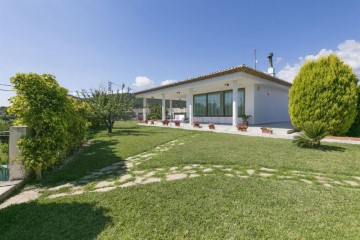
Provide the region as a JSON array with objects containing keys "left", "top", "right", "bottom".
[{"left": 267, "top": 52, "right": 275, "bottom": 76}]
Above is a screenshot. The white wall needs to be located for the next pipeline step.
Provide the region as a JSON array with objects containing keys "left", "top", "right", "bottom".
[{"left": 253, "top": 85, "right": 290, "bottom": 124}]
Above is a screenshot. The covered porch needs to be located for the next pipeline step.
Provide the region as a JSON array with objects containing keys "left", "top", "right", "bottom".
[{"left": 135, "top": 65, "right": 291, "bottom": 126}]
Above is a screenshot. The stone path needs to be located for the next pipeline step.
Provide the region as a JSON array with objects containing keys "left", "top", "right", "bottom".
[{"left": 2, "top": 133, "right": 360, "bottom": 208}]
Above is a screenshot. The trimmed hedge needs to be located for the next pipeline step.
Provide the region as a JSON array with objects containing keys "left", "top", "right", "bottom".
[{"left": 289, "top": 54, "right": 358, "bottom": 136}]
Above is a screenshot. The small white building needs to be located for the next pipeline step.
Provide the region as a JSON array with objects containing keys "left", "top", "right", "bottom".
[{"left": 135, "top": 63, "right": 291, "bottom": 126}]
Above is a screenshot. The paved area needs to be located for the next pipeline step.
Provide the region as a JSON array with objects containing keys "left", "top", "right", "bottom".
[
  {"left": 142, "top": 122, "right": 360, "bottom": 145},
  {"left": 0, "top": 180, "right": 23, "bottom": 202}
]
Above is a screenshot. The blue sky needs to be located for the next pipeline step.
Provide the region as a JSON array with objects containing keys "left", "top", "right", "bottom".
[{"left": 1, "top": 0, "right": 360, "bottom": 106}]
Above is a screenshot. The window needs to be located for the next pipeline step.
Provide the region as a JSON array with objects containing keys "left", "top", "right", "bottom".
[
  {"left": 224, "top": 92, "right": 232, "bottom": 116},
  {"left": 194, "top": 95, "right": 207, "bottom": 116},
  {"left": 207, "top": 93, "right": 223, "bottom": 116},
  {"left": 238, "top": 89, "right": 245, "bottom": 116},
  {"left": 193, "top": 88, "right": 245, "bottom": 117}
]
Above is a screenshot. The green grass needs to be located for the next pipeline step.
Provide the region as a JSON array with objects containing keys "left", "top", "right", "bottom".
[
  {"left": 1, "top": 122, "right": 360, "bottom": 239},
  {"left": 136, "top": 131, "right": 360, "bottom": 176},
  {"left": 41, "top": 121, "right": 192, "bottom": 185}
]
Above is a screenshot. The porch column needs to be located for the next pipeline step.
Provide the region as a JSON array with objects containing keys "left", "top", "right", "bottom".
[
  {"left": 187, "top": 88, "right": 193, "bottom": 124},
  {"left": 169, "top": 99, "right": 173, "bottom": 120},
  {"left": 143, "top": 98, "right": 147, "bottom": 120},
  {"left": 232, "top": 80, "right": 238, "bottom": 126},
  {"left": 162, "top": 93, "right": 166, "bottom": 120}
]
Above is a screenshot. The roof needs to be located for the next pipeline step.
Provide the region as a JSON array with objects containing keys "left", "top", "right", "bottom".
[{"left": 135, "top": 64, "right": 292, "bottom": 95}]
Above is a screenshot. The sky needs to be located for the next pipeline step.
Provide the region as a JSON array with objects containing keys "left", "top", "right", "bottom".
[{"left": 0, "top": 0, "right": 360, "bottom": 106}]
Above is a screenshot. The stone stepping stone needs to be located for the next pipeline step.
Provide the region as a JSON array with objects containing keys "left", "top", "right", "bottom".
[
  {"left": 134, "top": 177, "right": 144, "bottom": 184},
  {"left": 213, "top": 165, "right": 223, "bottom": 168},
  {"left": 225, "top": 173, "right": 234, "bottom": 177},
  {"left": 92, "top": 187, "right": 116, "bottom": 192},
  {"left": 126, "top": 163, "right": 134, "bottom": 168},
  {"left": 260, "top": 167, "right": 277, "bottom": 172},
  {"left": 92, "top": 172, "right": 103, "bottom": 176},
  {"left": 48, "top": 183, "right": 74, "bottom": 191},
  {"left": 120, "top": 182, "right": 136, "bottom": 188},
  {"left": 141, "top": 178, "right": 161, "bottom": 184},
  {"left": 203, "top": 168, "right": 213, "bottom": 173},
  {"left": 119, "top": 174, "right": 132, "bottom": 182},
  {"left": 246, "top": 169, "right": 255, "bottom": 175},
  {"left": 95, "top": 181, "right": 114, "bottom": 189},
  {"left": 223, "top": 168, "right": 233, "bottom": 172},
  {"left": 48, "top": 193, "right": 68, "bottom": 199},
  {"left": 0, "top": 190, "right": 39, "bottom": 209},
  {"left": 344, "top": 180, "right": 360, "bottom": 186},
  {"left": 170, "top": 167, "right": 178, "bottom": 171},
  {"left": 71, "top": 190, "right": 84, "bottom": 195},
  {"left": 189, "top": 174, "right": 200, "bottom": 178},
  {"left": 239, "top": 175, "right": 249, "bottom": 179},
  {"left": 323, "top": 183, "right": 332, "bottom": 188},
  {"left": 300, "top": 179, "right": 313, "bottom": 185},
  {"left": 277, "top": 176, "right": 293, "bottom": 179},
  {"left": 259, "top": 172, "right": 273, "bottom": 177},
  {"left": 144, "top": 171, "right": 156, "bottom": 178},
  {"left": 112, "top": 162, "right": 124, "bottom": 166},
  {"left": 100, "top": 166, "right": 119, "bottom": 172},
  {"left": 133, "top": 170, "right": 145, "bottom": 174},
  {"left": 192, "top": 164, "right": 201, "bottom": 167},
  {"left": 183, "top": 166, "right": 193, "bottom": 170},
  {"left": 166, "top": 173, "right": 187, "bottom": 181},
  {"left": 353, "top": 176, "right": 360, "bottom": 181}
]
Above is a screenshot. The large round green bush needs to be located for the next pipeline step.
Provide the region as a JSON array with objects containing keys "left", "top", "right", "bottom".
[{"left": 289, "top": 54, "right": 358, "bottom": 136}]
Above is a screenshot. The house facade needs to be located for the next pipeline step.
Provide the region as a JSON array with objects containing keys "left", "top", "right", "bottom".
[{"left": 135, "top": 64, "right": 291, "bottom": 126}]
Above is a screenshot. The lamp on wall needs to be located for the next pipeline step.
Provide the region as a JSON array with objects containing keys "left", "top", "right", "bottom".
[
  {"left": 176, "top": 92, "right": 180, "bottom": 94},
  {"left": 224, "top": 83, "right": 229, "bottom": 87}
]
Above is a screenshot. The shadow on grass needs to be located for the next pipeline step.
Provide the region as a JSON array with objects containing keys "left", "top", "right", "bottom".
[
  {"left": 0, "top": 201, "right": 111, "bottom": 240},
  {"left": 40, "top": 139, "right": 124, "bottom": 186},
  {"left": 319, "top": 144, "right": 346, "bottom": 152}
]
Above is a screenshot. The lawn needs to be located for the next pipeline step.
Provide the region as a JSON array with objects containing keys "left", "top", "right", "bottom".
[{"left": 1, "top": 121, "right": 360, "bottom": 239}]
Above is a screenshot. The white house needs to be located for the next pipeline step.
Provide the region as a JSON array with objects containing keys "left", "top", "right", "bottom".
[{"left": 135, "top": 59, "right": 291, "bottom": 126}]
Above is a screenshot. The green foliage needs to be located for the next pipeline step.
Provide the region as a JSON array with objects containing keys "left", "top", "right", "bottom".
[
  {"left": 347, "top": 85, "right": 360, "bottom": 137},
  {"left": 293, "top": 121, "right": 328, "bottom": 148},
  {"left": 80, "top": 85, "right": 135, "bottom": 133},
  {"left": 289, "top": 54, "right": 358, "bottom": 136},
  {"left": 8, "top": 73, "right": 88, "bottom": 179},
  {"left": 0, "top": 120, "right": 10, "bottom": 132},
  {"left": 0, "top": 143, "right": 8, "bottom": 165},
  {"left": 148, "top": 105, "right": 162, "bottom": 120}
]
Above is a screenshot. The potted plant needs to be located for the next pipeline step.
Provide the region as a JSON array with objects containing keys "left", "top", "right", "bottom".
[
  {"left": 162, "top": 119, "right": 169, "bottom": 126},
  {"left": 137, "top": 116, "right": 143, "bottom": 123},
  {"left": 261, "top": 127, "right": 273, "bottom": 134},
  {"left": 236, "top": 123, "right": 248, "bottom": 132},
  {"left": 193, "top": 121, "right": 201, "bottom": 128},
  {"left": 151, "top": 117, "right": 156, "bottom": 125},
  {"left": 174, "top": 120, "right": 181, "bottom": 127},
  {"left": 208, "top": 123, "right": 215, "bottom": 129},
  {"left": 241, "top": 114, "right": 252, "bottom": 126},
  {"left": 144, "top": 119, "right": 148, "bottom": 124}
]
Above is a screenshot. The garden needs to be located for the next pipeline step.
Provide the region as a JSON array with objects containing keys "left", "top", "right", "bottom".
[{"left": 1, "top": 121, "right": 360, "bottom": 239}]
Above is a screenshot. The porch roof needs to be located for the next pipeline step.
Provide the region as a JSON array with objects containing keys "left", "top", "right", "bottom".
[{"left": 135, "top": 65, "right": 291, "bottom": 99}]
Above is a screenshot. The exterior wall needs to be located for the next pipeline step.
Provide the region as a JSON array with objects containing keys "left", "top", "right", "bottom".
[
  {"left": 253, "top": 85, "right": 290, "bottom": 124},
  {"left": 244, "top": 85, "right": 255, "bottom": 124}
]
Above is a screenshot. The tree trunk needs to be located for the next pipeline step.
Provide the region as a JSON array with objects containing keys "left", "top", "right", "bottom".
[{"left": 34, "top": 167, "right": 42, "bottom": 180}]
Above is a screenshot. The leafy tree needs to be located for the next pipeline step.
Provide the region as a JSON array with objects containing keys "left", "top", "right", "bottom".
[
  {"left": 8, "top": 73, "right": 88, "bottom": 179},
  {"left": 289, "top": 54, "right": 358, "bottom": 135},
  {"left": 347, "top": 85, "right": 360, "bottom": 137},
  {"left": 80, "top": 85, "right": 135, "bottom": 133},
  {"left": 148, "top": 105, "right": 162, "bottom": 120}
]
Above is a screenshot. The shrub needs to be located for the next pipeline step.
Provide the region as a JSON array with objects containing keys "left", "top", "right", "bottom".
[
  {"left": 0, "top": 143, "right": 8, "bottom": 165},
  {"left": 0, "top": 120, "right": 10, "bottom": 132},
  {"left": 293, "top": 121, "right": 328, "bottom": 148},
  {"left": 347, "top": 85, "right": 360, "bottom": 137},
  {"left": 289, "top": 54, "right": 358, "bottom": 136},
  {"left": 208, "top": 123, "right": 215, "bottom": 129},
  {"left": 8, "top": 73, "right": 88, "bottom": 179}
]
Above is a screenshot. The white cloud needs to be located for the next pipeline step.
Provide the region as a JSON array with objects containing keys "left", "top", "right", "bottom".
[
  {"left": 277, "top": 39, "right": 360, "bottom": 82},
  {"left": 133, "top": 76, "right": 154, "bottom": 87},
  {"left": 161, "top": 79, "right": 177, "bottom": 86},
  {"left": 275, "top": 57, "right": 282, "bottom": 64}
]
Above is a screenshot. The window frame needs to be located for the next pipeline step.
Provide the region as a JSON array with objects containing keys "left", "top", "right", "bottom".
[{"left": 193, "top": 88, "right": 245, "bottom": 117}]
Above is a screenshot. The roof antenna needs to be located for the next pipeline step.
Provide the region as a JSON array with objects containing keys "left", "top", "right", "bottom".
[{"left": 253, "top": 49, "right": 257, "bottom": 70}]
